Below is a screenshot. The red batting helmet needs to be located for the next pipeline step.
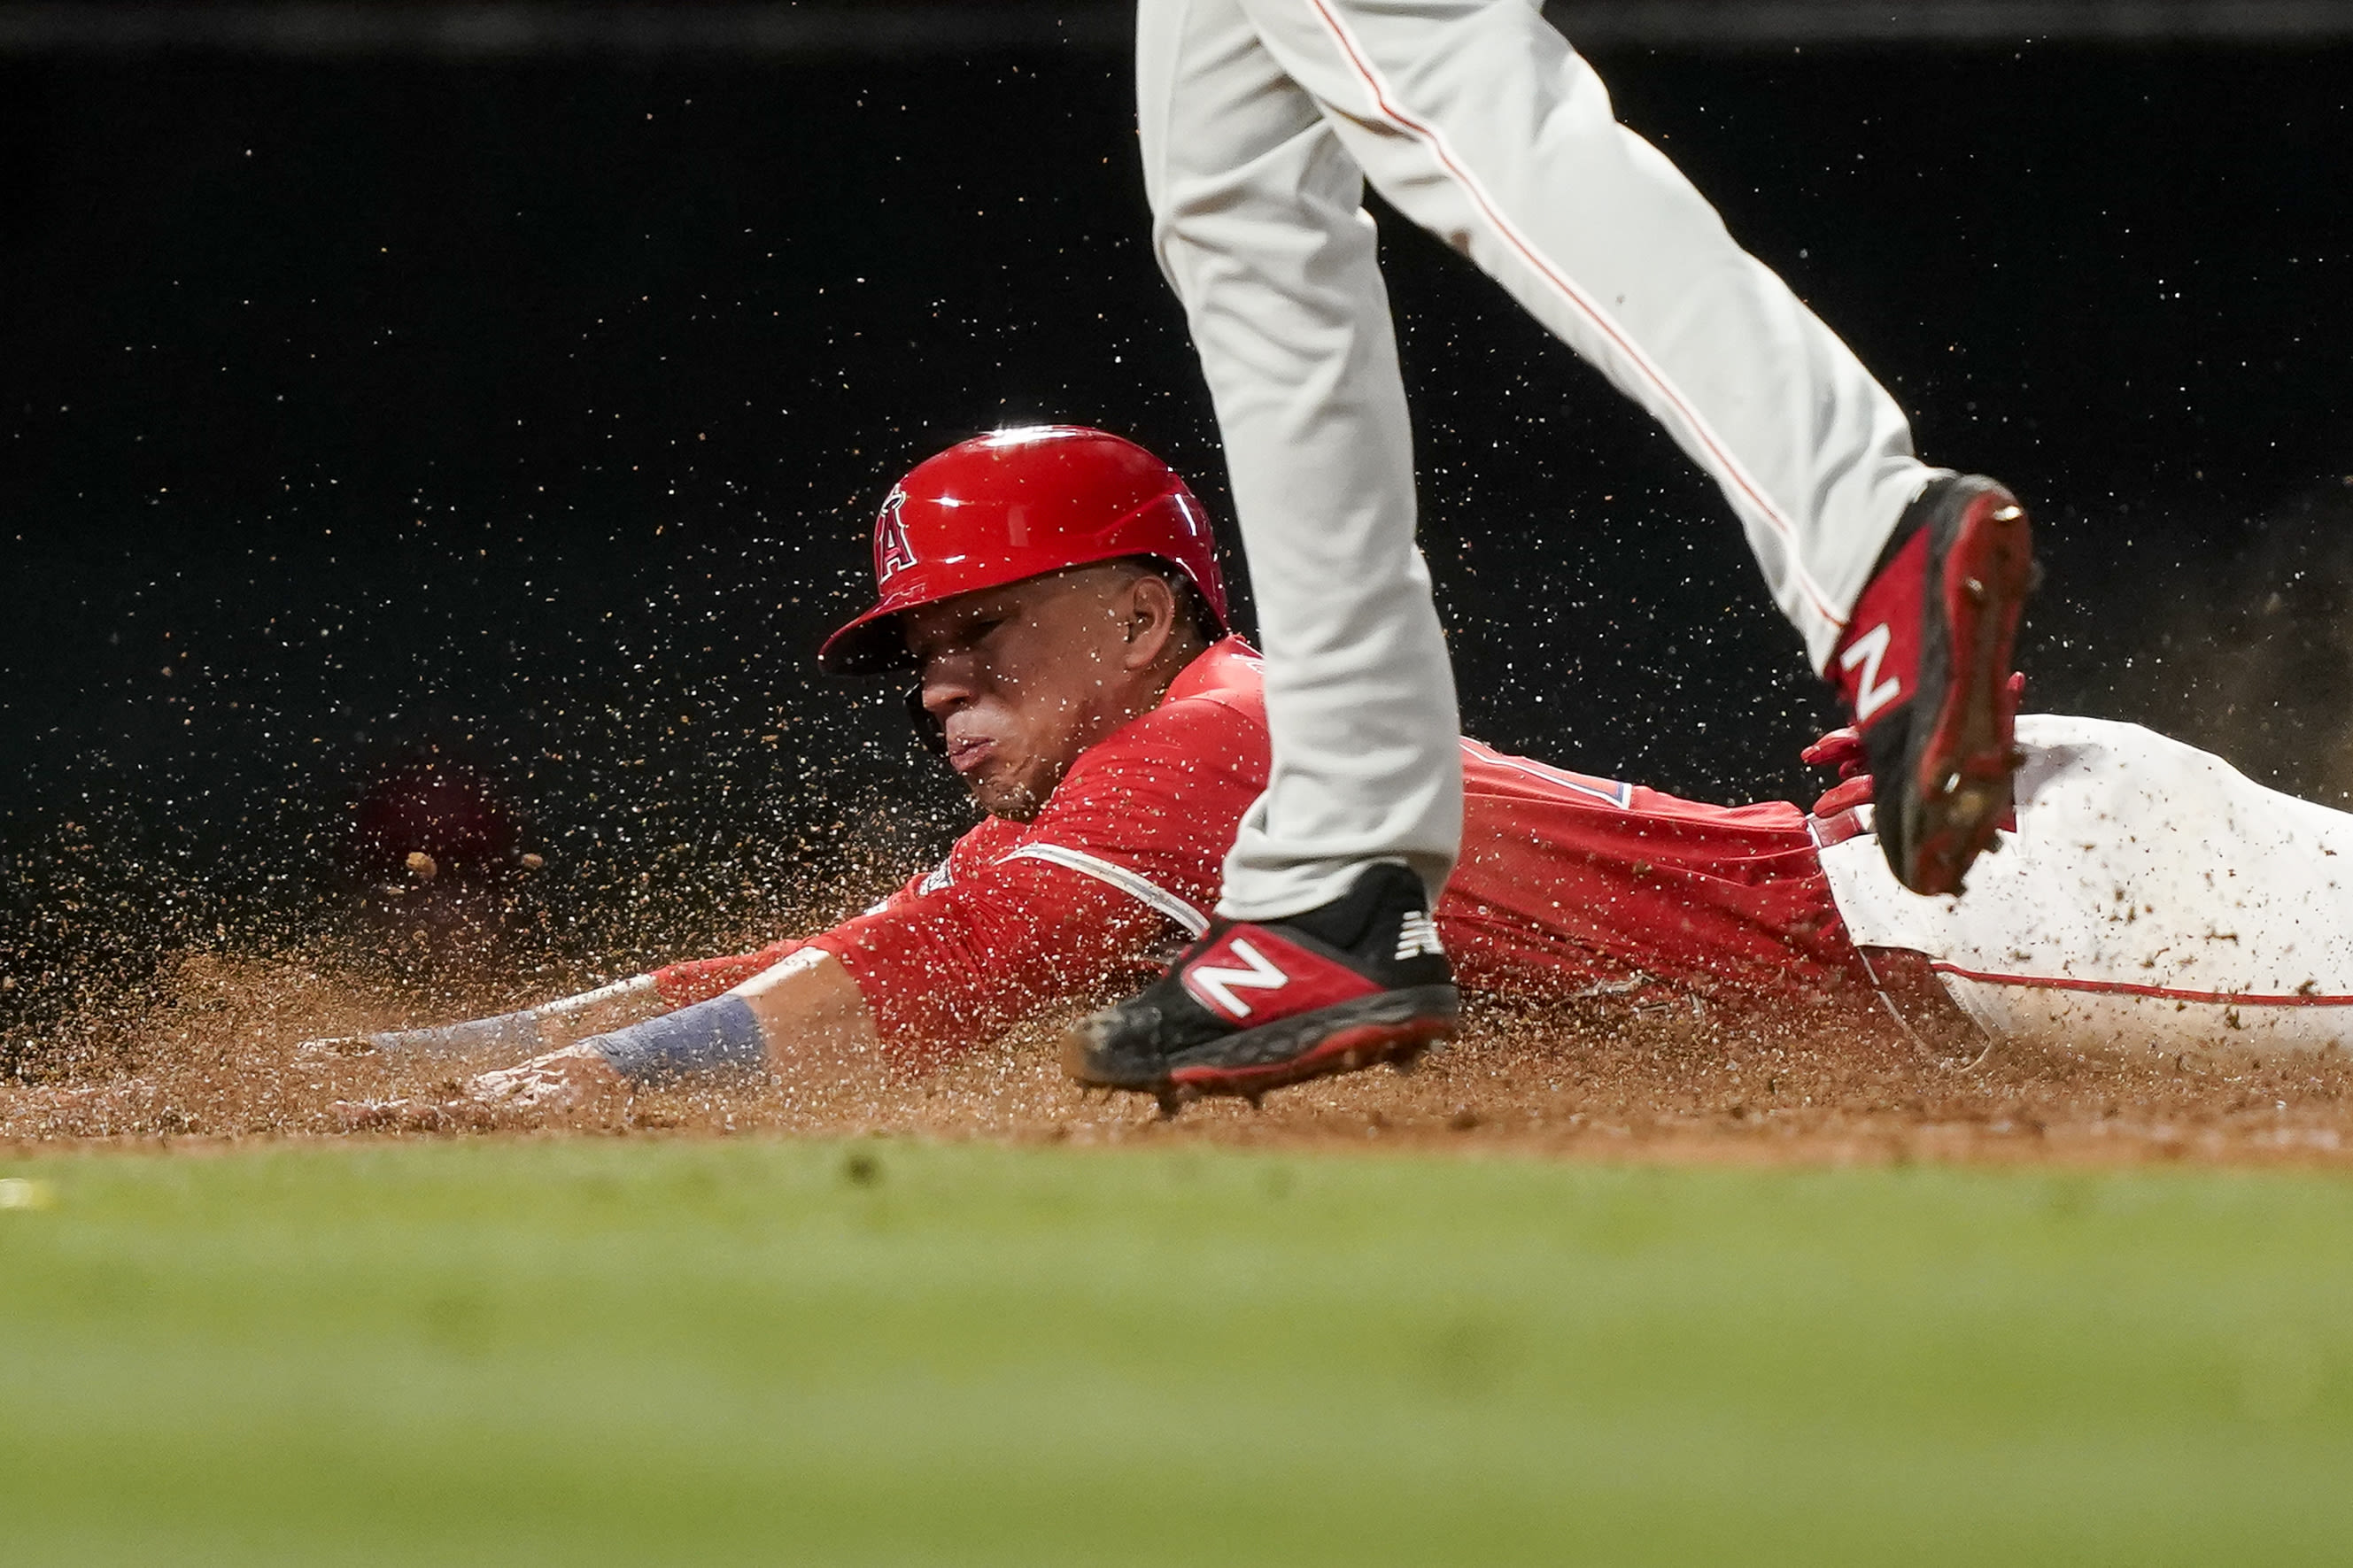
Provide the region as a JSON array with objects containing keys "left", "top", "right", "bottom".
[{"left": 817, "top": 425, "right": 1229, "bottom": 674}]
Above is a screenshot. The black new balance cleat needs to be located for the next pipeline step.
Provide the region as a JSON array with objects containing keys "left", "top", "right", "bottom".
[
  {"left": 1829, "top": 473, "right": 2035, "bottom": 897},
  {"left": 1061, "top": 861, "right": 1459, "bottom": 1106}
]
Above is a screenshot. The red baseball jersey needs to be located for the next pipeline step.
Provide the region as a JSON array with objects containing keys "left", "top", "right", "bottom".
[{"left": 654, "top": 638, "right": 1877, "bottom": 1068}]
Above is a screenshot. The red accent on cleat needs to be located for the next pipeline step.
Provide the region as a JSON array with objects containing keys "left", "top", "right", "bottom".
[
  {"left": 1175, "top": 927, "right": 1378, "bottom": 1023},
  {"left": 1830, "top": 529, "right": 1929, "bottom": 728}
]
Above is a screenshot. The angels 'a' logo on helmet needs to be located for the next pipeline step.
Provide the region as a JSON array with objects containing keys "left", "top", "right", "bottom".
[{"left": 875, "top": 488, "right": 918, "bottom": 583}]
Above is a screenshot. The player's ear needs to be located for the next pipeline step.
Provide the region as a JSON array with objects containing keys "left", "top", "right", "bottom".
[{"left": 1120, "top": 572, "right": 1178, "bottom": 668}]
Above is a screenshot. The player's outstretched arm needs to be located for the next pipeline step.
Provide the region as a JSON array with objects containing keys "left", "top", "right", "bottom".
[
  {"left": 464, "top": 947, "right": 877, "bottom": 1112},
  {"left": 298, "top": 974, "right": 670, "bottom": 1062}
]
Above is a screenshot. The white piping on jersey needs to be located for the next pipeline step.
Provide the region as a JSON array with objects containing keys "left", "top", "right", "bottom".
[
  {"left": 1302, "top": 0, "right": 1846, "bottom": 634},
  {"left": 997, "top": 843, "right": 1211, "bottom": 938},
  {"left": 1459, "top": 738, "right": 1634, "bottom": 808}
]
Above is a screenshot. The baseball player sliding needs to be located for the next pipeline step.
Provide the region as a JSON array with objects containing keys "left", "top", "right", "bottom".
[
  {"left": 1113, "top": 0, "right": 2034, "bottom": 1096},
  {"left": 328, "top": 430, "right": 2349, "bottom": 1119}
]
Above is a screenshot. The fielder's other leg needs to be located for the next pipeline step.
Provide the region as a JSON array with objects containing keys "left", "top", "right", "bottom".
[{"left": 1198, "top": 0, "right": 2035, "bottom": 896}]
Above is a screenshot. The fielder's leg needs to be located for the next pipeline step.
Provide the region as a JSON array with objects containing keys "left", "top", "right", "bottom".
[
  {"left": 1141, "top": 0, "right": 1463, "bottom": 920},
  {"left": 1234, "top": 0, "right": 2032, "bottom": 894},
  {"left": 1072, "top": 0, "right": 1462, "bottom": 1103},
  {"left": 1235, "top": 0, "right": 1921, "bottom": 657}
]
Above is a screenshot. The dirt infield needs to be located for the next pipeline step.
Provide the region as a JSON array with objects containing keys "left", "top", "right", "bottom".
[{"left": 5, "top": 953, "right": 2351, "bottom": 1169}]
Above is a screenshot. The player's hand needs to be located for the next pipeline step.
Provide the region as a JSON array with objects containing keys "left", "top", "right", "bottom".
[
  {"left": 1801, "top": 724, "right": 1876, "bottom": 817},
  {"left": 326, "top": 1043, "right": 628, "bottom": 1132},
  {"left": 1800, "top": 724, "right": 1869, "bottom": 777},
  {"left": 464, "top": 1041, "right": 628, "bottom": 1114}
]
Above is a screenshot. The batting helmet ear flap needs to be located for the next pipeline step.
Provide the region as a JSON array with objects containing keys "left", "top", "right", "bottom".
[{"left": 904, "top": 684, "right": 948, "bottom": 758}]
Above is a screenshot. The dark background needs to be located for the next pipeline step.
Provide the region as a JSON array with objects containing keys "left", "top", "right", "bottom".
[{"left": 5, "top": 7, "right": 2352, "bottom": 1031}]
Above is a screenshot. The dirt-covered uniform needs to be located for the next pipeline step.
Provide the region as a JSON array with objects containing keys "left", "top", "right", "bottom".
[
  {"left": 656, "top": 637, "right": 1893, "bottom": 1068},
  {"left": 658, "top": 637, "right": 2353, "bottom": 1067}
]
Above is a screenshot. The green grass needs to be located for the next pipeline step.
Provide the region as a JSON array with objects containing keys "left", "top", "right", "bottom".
[{"left": 2, "top": 1139, "right": 2349, "bottom": 1565}]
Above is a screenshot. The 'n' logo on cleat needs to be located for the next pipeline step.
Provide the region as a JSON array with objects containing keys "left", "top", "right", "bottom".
[
  {"left": 1184, "top": 937, "right": 1289, "bottom": 1019},
  {"left": 874, "top": 488, "right": 918, "bottom": 583},
  {"left": 1394, "top": 913, "right": 1444, "bottom": 962},
  {"left": 1838, "top": 622, "right": 1902, "bottom": 721}
]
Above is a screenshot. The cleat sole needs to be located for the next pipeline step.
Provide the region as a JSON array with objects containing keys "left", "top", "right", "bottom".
[
  {"left": 1899, "top": 483, "right": 2035, "bottom": 896},
  {"left": 1167, "top": 1015, "right": 1456, "bottom": 1099},
  {"left": 1062, "top": 985, "right": 1459, "bottom": 1100}
]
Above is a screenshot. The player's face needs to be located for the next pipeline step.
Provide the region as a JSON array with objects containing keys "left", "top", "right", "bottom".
[{"left": 902, "top": 566, "right": 1166, "bottom": 821}]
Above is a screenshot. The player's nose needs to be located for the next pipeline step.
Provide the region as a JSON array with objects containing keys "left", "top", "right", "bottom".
[{"left": 917, "top": 656, "right": 979, "bottom": 719}]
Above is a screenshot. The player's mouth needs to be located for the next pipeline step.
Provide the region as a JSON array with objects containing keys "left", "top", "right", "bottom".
[{"left": 946, "top": 735, "right": 997, "bottom": 776}]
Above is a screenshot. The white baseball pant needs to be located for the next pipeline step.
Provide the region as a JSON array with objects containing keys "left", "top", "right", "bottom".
[
  {"left": 1139, "top": 0, "right": 1932, "bottom": 919},
  {"left": 1825, "top": 716, "right": 2353, "bottom": 1058}
]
